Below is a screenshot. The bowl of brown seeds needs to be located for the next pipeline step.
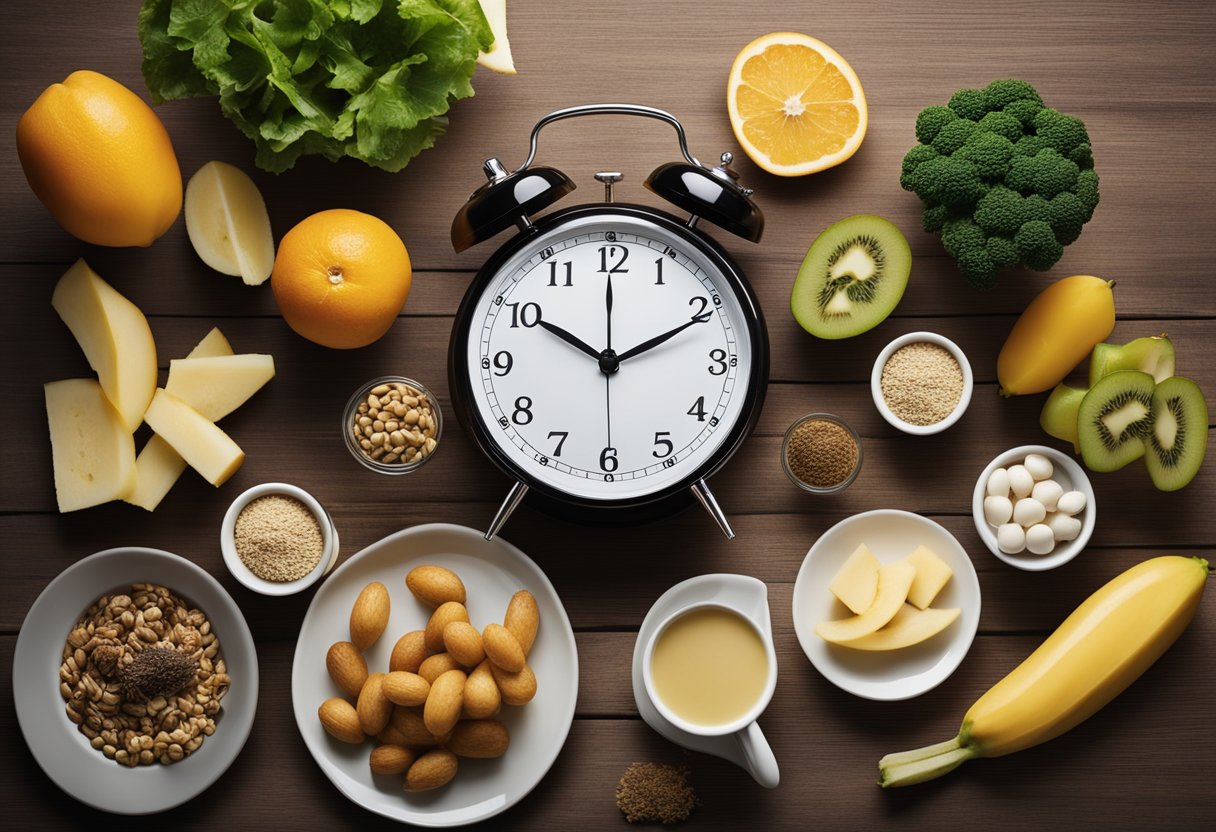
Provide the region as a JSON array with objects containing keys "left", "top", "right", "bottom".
[
  {"left": 343, "top": 376, "right": 442, "bottom": 474},
  {"left": 782, "top": 413, "right": 863, "bottom": 494},
  {"left": 221, "top": 482, "right": 339, "bottom": 596},
  {"left": 871, "top": 331, "right": 973, "bottom": 435}
]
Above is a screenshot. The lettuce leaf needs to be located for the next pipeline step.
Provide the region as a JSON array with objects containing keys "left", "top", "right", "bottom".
[{"left": 138, "top": 0, "right": 492, "bottom": 172}]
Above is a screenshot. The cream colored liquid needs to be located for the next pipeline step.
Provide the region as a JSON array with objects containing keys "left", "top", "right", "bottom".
[{"left": 650, "top": 607, "right": 769, "bottom": 727}]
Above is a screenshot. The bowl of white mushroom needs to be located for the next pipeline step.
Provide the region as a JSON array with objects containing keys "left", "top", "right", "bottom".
[{"left": 972, "top": 445, "right": 1095, "bottom": 571}]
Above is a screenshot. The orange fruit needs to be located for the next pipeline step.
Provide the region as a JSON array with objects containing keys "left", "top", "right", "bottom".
[
  {"left": 271, "top": 209, "right": 412, "bottom": 349},
  {"left": 16, "top": 70, "right": 182, "bottom": 247},
  {"left": 727, "top": 33, "right": 867, "bottom": 177}
]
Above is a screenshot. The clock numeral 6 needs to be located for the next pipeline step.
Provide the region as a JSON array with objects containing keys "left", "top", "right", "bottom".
[
  {"left": 512, "top": 396, "right": 533, "bottom": 425},
  {"left": 599, "top": 446, "right": 618, "bottom": 472},
  {"left": 652, "top": 431, "right": 673, "bottom": 458},
  {"left": 506, "top": 302, "right": 541, "bottom": 328},
  {"left": 687, "top": 396, "right": 707, "bottom": 422}
]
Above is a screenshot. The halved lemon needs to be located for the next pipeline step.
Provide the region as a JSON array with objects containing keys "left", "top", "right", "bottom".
[{"left": 727, "top": 33, "right": 867, "bottom": 177}]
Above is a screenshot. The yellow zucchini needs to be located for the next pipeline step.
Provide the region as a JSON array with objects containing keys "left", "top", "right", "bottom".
[{"left": 878, "top": 556, "right": 1208, "bottom": 787}]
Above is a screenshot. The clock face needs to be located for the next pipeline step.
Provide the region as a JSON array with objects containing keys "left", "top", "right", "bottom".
[{"left": 461, "top": 211, "right": 758, "bottom": 501}]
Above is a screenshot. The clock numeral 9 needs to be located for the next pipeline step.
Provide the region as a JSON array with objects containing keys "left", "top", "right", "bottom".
[
  {"left": 687, "top": 396, "right": 707, "bottom": 422},
  {"left": 547, "top": 260, "right": 572, "bottom": 287},
  {"left": 480, "top": 350, "right": 513, "bottom": 376},
  {"left": 599, "top": 446, "right": 618, "bottom": 472},
  {"left": 512, "top": 396, "right": 533, "bottom": 425},
  {"left": 708, "top": 349, "right": 736, "bottom": 376},
  {"left": 652, "top": 431, "right": 673, "bottom": 458},
  {"left": 597, "top": 245, "right": 629, "bottom": 274},
  {"left": 506, "top": 302, "right": 541, "bottom": 328}
]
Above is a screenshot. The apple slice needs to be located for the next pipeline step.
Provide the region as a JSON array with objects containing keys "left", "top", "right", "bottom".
[
  {"left": 816, "top": 560, "right": 916, "bottom": 644},
  {"left": 477, "top": 0, "right": 516, "bottom": 74},
  {"left": 143, "top": 389, "right": 245, "bottom": 486},
  {"left": 51, "top": 260, "right": 157, "bottom": 433},
  {"left": 184, "top": 161, "right": 275, "bottom": 285},
  {"left": 904, "top": 545, "right": 954, "bottom": 610},
  {"left": 829, "top": 543, "right": 880, "bottom": 614},
  {"left": 166, "top": 354, "right": 275, "bottom": 422},
  {"left": 838, "top": 604, "right": 961, "bottom": 651},
  {"left": 45, "top": 378, "right": 136, "bottom": 512}
]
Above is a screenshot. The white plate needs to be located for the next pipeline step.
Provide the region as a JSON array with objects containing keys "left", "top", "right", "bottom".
[
  {"left": 13, "top": 547, "right": 258, "bottom": 814},
  {"left": 791, "top": 510, "right": 981, "bottom": 700},
  {"left": 291, "top": 523, "right": 578, "bottom": 827}
]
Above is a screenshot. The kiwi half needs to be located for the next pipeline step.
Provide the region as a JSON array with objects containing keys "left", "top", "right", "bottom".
[
  {"left": 1089, "top": 334, "right": 1175, "bottom": 386},
  {"left": 791, "top": 215, "right": 911, "bottom": 339},
  {"left": 1078, "top": 370, "right": 1155, "bottom": 472},
  {"left": 1040, "top": 383, "right": 1086, "bottom": 453},
  {"left": 1144, "top": 376, "right": 1208, "bottom": 491}
]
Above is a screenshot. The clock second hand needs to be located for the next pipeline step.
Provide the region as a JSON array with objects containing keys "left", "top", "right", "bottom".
[{"left": 605, "top": 274, "right": 613, "bottom": 449}]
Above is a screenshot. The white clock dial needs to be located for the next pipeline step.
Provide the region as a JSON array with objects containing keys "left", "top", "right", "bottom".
[{"left": 465, "top": 214, "right": 754, "bottom": 500}]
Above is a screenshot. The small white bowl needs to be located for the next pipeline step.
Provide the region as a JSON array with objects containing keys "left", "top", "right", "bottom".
[
  {"left": 221, "top": 483, "right": 339, "bottom": 595},
  {"left": 871, "top": 331, "right": 973, "bottom": 435},
  {"left": 972, "top": 445, "right": 1096, "bottom": 571}
]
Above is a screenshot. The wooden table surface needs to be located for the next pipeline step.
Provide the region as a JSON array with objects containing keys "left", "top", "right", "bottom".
[{"left": 3, "top": 1, "right": 1214, "bottom": 828}]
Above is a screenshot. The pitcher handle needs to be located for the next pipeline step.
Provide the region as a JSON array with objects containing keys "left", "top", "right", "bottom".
[{"left": 736, "top": 721, "right": 780, "bottom": 789}]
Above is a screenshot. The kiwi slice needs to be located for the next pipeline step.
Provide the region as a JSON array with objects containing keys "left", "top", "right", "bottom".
[
  {"left": 1077, "top": 370, "right": 1156, "bottom": 472},
  {"left": 1040, "top": 383, "right": 1086, "bottom": 453},
  {"left": 1089, "top": 334, "right": 1175, "bottom": 386},
  {"left": 791, "top": 215, "right": 911, "bottom": 339},
  {"left": 1144, "top": 376, "right": 1208, "bottom": 491}
]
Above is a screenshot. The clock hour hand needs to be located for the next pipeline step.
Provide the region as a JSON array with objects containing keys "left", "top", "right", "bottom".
[
  {"left": 537, "top": 318, "right": 601, "bottom": 360},
  {"left": 616, "top": 310, "right": 713, "bottom": 363}
]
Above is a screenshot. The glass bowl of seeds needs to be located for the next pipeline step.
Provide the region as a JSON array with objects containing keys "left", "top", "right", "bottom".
[
  {"left": 782, "top": 413, "right": 863, "bottom": 494},
  {"left": 343, "top": 376, "right": 442, "bottom": 474},
  {"left": 871, "top": 331, "right": 973, "bottom": 435}
]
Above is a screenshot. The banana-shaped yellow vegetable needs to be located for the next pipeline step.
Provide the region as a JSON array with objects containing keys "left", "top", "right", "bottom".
[
  {"left": 998, "top": 275, "right": 1115, "bottom": 396},
  {"left": 878, "top": 556, "right": 1208, "bottom": 787}
]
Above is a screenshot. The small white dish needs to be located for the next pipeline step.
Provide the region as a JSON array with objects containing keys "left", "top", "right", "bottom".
[
  {"left": 871, "top": 331, "right": 973, "bottom": 435},
  {"left": 972, "top": 444, "right": 1096, "bottom": 571},
  {"left": 221, "top": 482, "right": 339, "bottom": 596},
  {"left": 631, "top": 574, "right": 780, "bottom": 789},
  {"left": 13, "top": 547, "right": 258, "bottom": 814},
  {"left": 291, "top": 523, "right": 578, "bottom": 827},
  {"left": 791, "top": 510, "right": 981, "bottom": 700}
]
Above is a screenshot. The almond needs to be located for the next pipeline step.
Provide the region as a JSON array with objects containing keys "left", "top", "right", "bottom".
[
  {"left": 504, "top": 590, "right": 540, "bottom": 656},
  {"left": 489, "top": 661, "right": 537, "bottom": 706},
  {"left": 389, "top": 706, "right": 450, "bottom": 747},
  {"left": 423, "top": 669, "right": 466, "bottom": 737},
  {"left": 425, "top": 601, "right": 469, "bottom": 653},
  {"left": 382, "top": 671, "right": 431, "bottom": 707},
  {"left": 447, "top": 719, "right": 510, "bottom": 758},
  {"left": 389, "top": 630, "right": 429, "bottom": 674},
  {"left": 463, "top": 659, "right": 501, "bottom": 719},
  {"left": 482, "top": 623, "right": 525, "bottom": 672},
  {"left": 406, "top": 565, "right": 466, "bottom": 608},
  {"left": 326, "top": 641, "right": 368, "bottom": 698},
  {"left": 357, "top": 672, "right": 393, "bottom": 735},
  {"left": 318, "top": 697, "right": 364, "bottom": 744},
  {"left": 370, "top": 744, "right": 416, "bottom": 775},
  {"left": 350, "top": 581, "right": 390, "bottom": 650},
  {"left": 442, "top": 620, "right": 485, "bottom": 667},
  {"left": 405, "top": 748, "right": 458, "bottom": 792},
  {"left": 418, "top": 652, "right": 462, "bottom": 683}
]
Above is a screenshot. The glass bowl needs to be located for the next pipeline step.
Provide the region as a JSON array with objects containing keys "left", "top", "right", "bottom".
[
  {"left": 781, "top": 413, "right": 863, "bottom": 494},
  {"left": 342, "top": 376, "right": 443, "bottom": 475}
]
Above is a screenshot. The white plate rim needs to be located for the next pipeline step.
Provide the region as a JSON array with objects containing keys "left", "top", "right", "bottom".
[
  {"left": 12, "top": 546, "right": 259, "bottom": 814},
  {"left": 791, "top": 510, "right": 981, "bottom": 700},
  {"left": 290, "top": 523, "right": 578, "bottom": 827}
]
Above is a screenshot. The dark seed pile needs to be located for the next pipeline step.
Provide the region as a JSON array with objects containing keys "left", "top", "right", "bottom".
[
  {"left": 616, "top": 762, "right": 699, "bottom": 824},
  {"left": 119, "top": 647, "right": 198, "bottom": 702}
]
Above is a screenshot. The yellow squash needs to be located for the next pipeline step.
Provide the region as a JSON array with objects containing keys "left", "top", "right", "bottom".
[
  {"left": 997, "top": 275, "right": 1115, "bottom": 396},
  {"left": 878, "top": 556, "right": 1208, "bottom": 787}
]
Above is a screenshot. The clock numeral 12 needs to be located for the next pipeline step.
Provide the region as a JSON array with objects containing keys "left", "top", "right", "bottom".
[
  {"left": 547, "top": 260, "right": 572, "bottom": 287},
  {"left": 597, "top": 246, "right": 629, "bottom": 274}
]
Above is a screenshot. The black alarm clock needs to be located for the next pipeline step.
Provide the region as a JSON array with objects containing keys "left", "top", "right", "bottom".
[{"left": 448, "top": 104, "right": 769, "bottom": 540}]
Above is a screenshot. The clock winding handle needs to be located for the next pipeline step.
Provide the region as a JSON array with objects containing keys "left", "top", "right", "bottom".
[
  {"left": 689, "top": 478, "right": 735, "bottom": 540},
  {"left": 485, "top": 481, "right": 530, "bottom": 541},
  {"left": 517, "top": 104, "right": 702, "bottom": 173}
]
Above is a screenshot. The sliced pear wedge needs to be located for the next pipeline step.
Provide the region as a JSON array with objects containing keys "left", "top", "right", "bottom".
[
  {"left": 842, "top": 604, "right": 960, "bottom": 651},
  {"left": 477, "top": 0, "right": 516, "bottom": 74},
  {"left": 184, "top": 161, "right": 275, "bottom": 285},
  {"left": 816, "top": 560, "right": 915, "bottom": 644}
]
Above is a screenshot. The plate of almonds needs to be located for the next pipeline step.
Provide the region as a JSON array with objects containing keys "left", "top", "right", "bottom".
[{"left": 290, "top": 523, "right": 578, "bottom": 827}]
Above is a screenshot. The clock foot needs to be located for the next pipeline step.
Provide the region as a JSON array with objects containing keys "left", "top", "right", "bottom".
[
  {"left": 485, "top": 481, "right": 530, "bottom": 541},
  {"left": 689, "top": 479, "right": 735, "bottom": 540}
]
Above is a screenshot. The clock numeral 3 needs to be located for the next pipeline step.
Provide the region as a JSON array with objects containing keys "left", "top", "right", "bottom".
[
  {"left": 597, "top": 245, "right": 629, "bottom": 274},
  {"left": 506, "top": 302, "right": 541, "bottom": 328},
  {"left": 599, "top": 446, "right": 619, "bottom": 472},
  {"left": 512, "top": 396, "right": 533, "bottom": 425},
  {"left": 687, "top": 396, "right": 707, "bottom": 422},
  {"left": 652, "top": 431, "right": 673, "bottom": 458},
  {"left": 708, "top": 348, "right": 732, "bottom": 376},
  {"left": 547, "top": 431, "right": 569, "bottom": 457},
  {"left": 547, "top": 260, "right": 572, "bottom": 287}
]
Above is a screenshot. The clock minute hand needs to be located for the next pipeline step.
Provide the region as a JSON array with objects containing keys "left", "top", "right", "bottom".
[
  {"left": 537, "top": 319, "right": 601, "bottom": 360},
  {"left": 617, "top": 311, "right": 713, "bottom": 363}
]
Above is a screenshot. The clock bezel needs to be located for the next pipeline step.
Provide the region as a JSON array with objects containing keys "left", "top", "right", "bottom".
[{"left": 449, "top": 203, "right": 769, "bottom": 516}]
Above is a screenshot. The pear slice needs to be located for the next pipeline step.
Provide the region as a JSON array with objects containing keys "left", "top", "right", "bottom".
[
  {"left": 904, "top": 545, "right": 953, "bottom": 610},
  {"left": 45, "top": 378, "right": 136, "bottom": 512},
  {"left": 184, "top": 161, "right": 275, "bottom": 285},
  {"left": 166, "top": 354, "right": 275, "bottom": 422},
  {"left": 477, "top": 0, "right": 516, "bottom": 74},
  {"left": 829, "top": 543, "right": 880, "bottom": 614},
  {"left": 143, "top": 389, "right": 245, "bottom": 487},
  {"left": 816, "top": 560, "right": 915, "bottom": 644},
  {"left": 843, "top": 604, "right": 961, "bottom": 651}
]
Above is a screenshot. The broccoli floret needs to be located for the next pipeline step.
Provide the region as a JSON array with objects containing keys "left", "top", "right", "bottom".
[
  {"left": 948, "top": 88, "right": 988, "bottom": 121},
  {"left": 902, "top": 79, "right": 1099, "bottom": 288},
  {"left": 915, "top": 106, "right": 957, "bottom": 144},
  {"left": 1015, "top": 220, "right": 1063, "bottom": 271}
]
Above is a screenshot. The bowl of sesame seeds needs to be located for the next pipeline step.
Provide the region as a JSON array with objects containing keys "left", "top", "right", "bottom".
[
  {"left": 220, "top": 483, "right": 339, "bottom": 596},
  {"left": 871, "top": 331, "right": 973, "bottom": 435}
]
